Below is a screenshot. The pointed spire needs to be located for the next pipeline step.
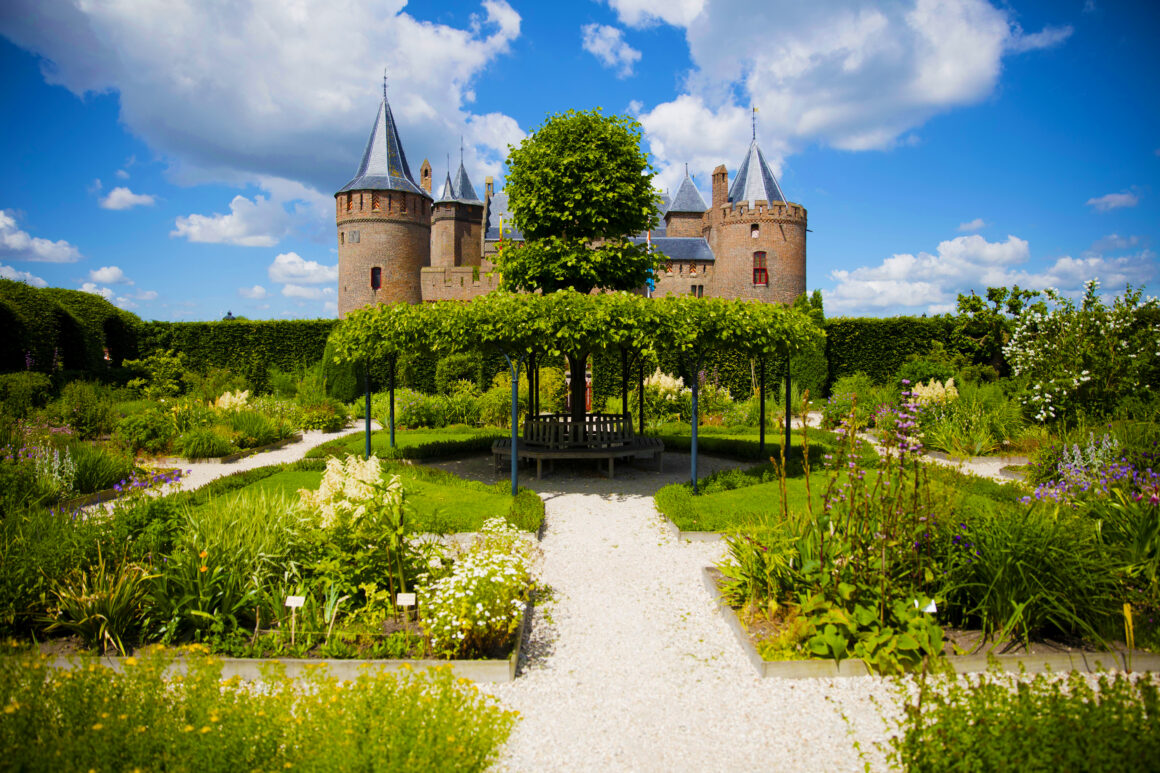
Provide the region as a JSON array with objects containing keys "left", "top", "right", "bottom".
[
  {"left": 437, "top": 172, "right": 455, "bottom": 202},
  {"left": 667, "top": 164, "right": 708, "bottom": 213},
  {"left": 337, "top": 84, "right": 429, "bottom": 197},
  {"left": 727, "top": 138, "right": 786, "bottom": 206}
]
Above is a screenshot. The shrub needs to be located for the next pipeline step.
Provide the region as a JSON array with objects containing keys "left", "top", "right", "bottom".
[
  {"left": 445, "top": 380, "right": 482, "bottom": 426},
  {"left": 385, "top": 388, "right": 449, "bottom": 429},
  {"left": 50, "top": 380, "right": 116, "bottom": 439},
  {"left": 881, "top": 668, "right": 1160, "bottom": 772},
  {"left": 897, "top": 359, "right": 956, "bottom": 388},
  {"left": 122, "top": 349, "right": 189, "bottom": 399},
  {"left": 186, "top": 366, "right": 248, "bottom": 404},
  {"left": 435, "top": 353, "right": 480, "bottom": 394},
  {"left": 0, "top": 651, "right": 517, "bottom": 772},
  {"left": 821, "top": 372, "right": 883, "bottom": 429},
  {"left": 175, "top": 428, "right": 235, "bottom": 459},
  {"left": 419, "top": 517, "right": 538, "bottom": 658},
  {"left": 226, "top": 409, "right": 280, "bottom": 448},
  {"left": 299, "top": 398, "right": 349, "bottom": 432},
  {"left": 0, "top": 371, "right": 53, "bottom": 418},
  {"left": 69, "top": 442, "right": 134, "bottom": 494},
  {"left": 43, "top": 548, "right": 152, "bottom": 654}
]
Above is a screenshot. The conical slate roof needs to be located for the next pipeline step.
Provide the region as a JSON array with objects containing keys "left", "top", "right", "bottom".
[
  {"left": 727, "top": 139, "right": 786, "bottom": 206},
  {"left": 666, "top": 170, "right": 708, "bottom": 213},
  {"left": 437, "top": 172, "right": 456, "bottom": 202},
  {"left": 338, "top": 95, "right": 429, "bottom": 197},
  {"left": 451, "top": 160, "right": 481, "bottom": 204}
]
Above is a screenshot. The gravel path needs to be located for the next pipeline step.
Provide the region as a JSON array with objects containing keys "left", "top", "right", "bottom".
[{"left": 431, "top": 454, "right": 898, "bottom": 772}]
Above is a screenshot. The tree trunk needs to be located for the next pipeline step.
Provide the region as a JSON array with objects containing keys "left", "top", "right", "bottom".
[{"left": 567, "top": 351, "right": 588, "bottom": 432}]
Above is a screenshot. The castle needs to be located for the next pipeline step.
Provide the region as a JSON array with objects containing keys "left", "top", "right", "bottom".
[{"left": 335, "top": 91, "right": 806, "bottom": 317}]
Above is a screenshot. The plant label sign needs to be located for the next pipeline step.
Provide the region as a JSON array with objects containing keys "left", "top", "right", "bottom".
[
  {"left": 396, "top": 593, "right": 416, "bottom": 607},
  {"left": 285, "top": 595, "right": 306, "bottom": 608}
]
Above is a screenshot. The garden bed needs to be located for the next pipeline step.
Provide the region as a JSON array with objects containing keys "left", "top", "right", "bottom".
[
  {"left": 29, "top": 601, "right": 531, "bottom": 683},
  {"left": 154, "top": 432, "right": 302, "bottom": 465},
  {"left": 702, "top": 568, "right": 1160, "bottom": 679}
]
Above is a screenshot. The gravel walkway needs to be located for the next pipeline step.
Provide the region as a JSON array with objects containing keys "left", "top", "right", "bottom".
[{"left": 431, "top": 454, "right": 898, "bottom": 772}]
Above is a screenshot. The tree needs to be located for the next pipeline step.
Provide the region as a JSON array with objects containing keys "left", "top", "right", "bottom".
[
  {"left": 496, "top": 109, "right": 663, "bottom": 420},
  {"left": 953, "top": 285, "right": 1041, "bottom": 376}
]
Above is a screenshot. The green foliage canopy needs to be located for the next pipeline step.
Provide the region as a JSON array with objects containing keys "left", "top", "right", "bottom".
[{"left": 497, "top": 109, "right": 662, "bottom": 294}]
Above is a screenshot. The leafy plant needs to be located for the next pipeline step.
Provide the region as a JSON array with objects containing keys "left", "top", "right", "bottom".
[
  {"left": 113, "top": 406, "right": 176, "bottom": 454},
  {"left": 175, "top": 427, "right": 234, "bottom": 459},
  {"left": 50, "top": 380, "right": 116, "bottom": 439},
  {"left": 226, "top": 408, "right": 279, "bottom": 448},
  {"left": 122, "top": 349, "right": 189, "bottom": 399},
  {"left": 69, "top": 441, "right": 134, "bottom": 494},
  {"left": 43, "top": 547, "right": 154, "bottom": 654}
]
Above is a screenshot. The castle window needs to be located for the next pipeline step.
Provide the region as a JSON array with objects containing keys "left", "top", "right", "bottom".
[
  {"left": 753, "top": 252, "right": 768, "bottom": 286},
  {"left": 359, "top": 193, "right": 364, "bottom": 210},
  {"left": 690, "top": 285, "right": 704, "bottom": 298},
  {"left": 689, "top": 264, "right": 697, "bottom": 276},
  {"left": 370, "top": 267, "right": 382, "bottom": 290},
  {"left": 664, "top": 262, "right": 673, "bottom": 275},
  {"left": 751, "top": 224, "right": 760, "bottom": 238},
  {"left": 372, "top": 193, "right": 381, "bottom": 211},
  {"left": 350, "top": 230, "right": 360, "bottom": 243},
  {"left": 340, "top": 232, "right": 344, "bottom": 245},
  {"left": 346, "top": 193, "right": 352, "bottom": 211},
  {"left": 401, "top": 195, "right": 407, "bottom": 213}
]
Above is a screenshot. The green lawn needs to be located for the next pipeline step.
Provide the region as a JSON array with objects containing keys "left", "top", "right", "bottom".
[
  {"left": 656, "top": 462, "right": 1023, "bottom": 534},
  {"left": 306, "top": 426, "right": 502, "bottom": 460},
  {"left": 192, "top": 458, "right": 543, "bottom": 534}
]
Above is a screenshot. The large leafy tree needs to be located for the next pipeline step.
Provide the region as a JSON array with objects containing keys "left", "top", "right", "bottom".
[{"left": 497, "top": 109, "right": 663, "bottom": 420}]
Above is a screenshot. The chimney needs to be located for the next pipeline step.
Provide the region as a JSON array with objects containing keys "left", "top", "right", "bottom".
[
  {"left": 711, "top": 164, "right": 728, "bottom": 209},
  {"left": 485, "top": 176, "right": 494, "bottom": 200}
]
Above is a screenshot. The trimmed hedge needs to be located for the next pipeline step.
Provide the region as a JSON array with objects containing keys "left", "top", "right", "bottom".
[
  {"left": 824, "top": 316, "right": 956, "bottom": 388},
  {"left": 41, "top": 287, "right": 141, "bottom": 367},
  {"left": 139, "top": 319, "right": 338, "bottom": 392}
]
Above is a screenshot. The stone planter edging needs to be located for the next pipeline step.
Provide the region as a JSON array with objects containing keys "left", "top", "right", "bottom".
[
  {"left": 155, "top": 434, "right": 304, "bottom": 466},
  {"left": 658, "top": 515, "right": 723, "bottom": 543},
  {"left": 701, "top": 567, "right": 1160, "bottom": 679}
]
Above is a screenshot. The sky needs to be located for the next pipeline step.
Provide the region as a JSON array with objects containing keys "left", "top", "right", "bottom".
[{"left": 0, "top": 0, "right": 1156, "bottom": 321}]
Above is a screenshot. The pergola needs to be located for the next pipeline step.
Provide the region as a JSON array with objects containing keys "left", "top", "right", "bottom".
[{"left": 331, "top": 290, "right": 825, "bottom": 495}]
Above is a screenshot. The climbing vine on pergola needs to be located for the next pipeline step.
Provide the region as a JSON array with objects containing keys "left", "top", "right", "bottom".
[{"left": 331, "top": 291, "right": 825, "bottom": 494}]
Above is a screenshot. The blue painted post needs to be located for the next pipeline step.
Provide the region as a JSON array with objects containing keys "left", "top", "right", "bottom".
[
  {"left": 691, "top": 370, "right": 699, "bottom": 495},
  {"left": 364, "top": 365, "right": 372, "bottom": 459},
  {"left": 784, "top": 358, "right": 791, "bottom": 455},
  {"left": 389, "top": 355, "right": 397, "bottom": 449},
  {"left": 503, "top": 353, "right": 520, "bottom": 497},
  {"left": 758, "top": 356, "right": 766, "bottom": 458}
]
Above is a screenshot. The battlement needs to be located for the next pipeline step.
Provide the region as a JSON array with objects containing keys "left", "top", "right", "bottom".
[
  {"left": 419, "top": 266, "right": 500, "bottom": 301},
  {"left": 336, "top": 189, "right": 431, "bottom": 227},
  {"left": 716, "top": 200, "right": 807, "bottom": 223}
]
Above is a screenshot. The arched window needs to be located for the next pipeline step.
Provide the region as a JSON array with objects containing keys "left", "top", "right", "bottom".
[
  {"left": 370, "top": 267, "right": 382, "bottom": 290},
  {"left": 753, "top": 252, "right": 768, "bottom": 286}
]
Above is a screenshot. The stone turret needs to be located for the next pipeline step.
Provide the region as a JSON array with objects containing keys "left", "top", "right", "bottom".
[
  {"left": 335, "top": 89, "right": 432, "bottom": 315},
  {"left": 431, "top": 158, "right": 484, "bottom": 268}
]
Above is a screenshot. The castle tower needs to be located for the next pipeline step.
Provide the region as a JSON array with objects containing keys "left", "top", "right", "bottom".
[
  {"left": 431, "top": 157, "right": 484, "bottom": 268},
  {"left": 705, "top": 138, "right": 806, "bottom": 304},
  {"left": 335, "top": 88, "right": 432, "bottom": 315},
  {"left": 664, "top": 166, "right": 708, "bottom": 238}
]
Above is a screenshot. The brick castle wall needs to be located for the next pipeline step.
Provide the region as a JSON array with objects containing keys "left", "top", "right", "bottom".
[
  {"left": 705, "top": 200, "right": 806, "bottom": 304},
  {"left": 336, "top": 189, "right": 432, "bottom": 316},
  {"left": 431, "top": 202, "right": 484, "bottom": 268}
]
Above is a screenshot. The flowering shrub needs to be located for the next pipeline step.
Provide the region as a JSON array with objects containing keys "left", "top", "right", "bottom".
[
  {"left": 911, "top": 378, "right": 958, "bottom": 406},
  {"left": 214, "top": 389, "right": 250, "bottom": 412},
  {"left": 419, "top": 518, "right": 538, "bottom": 658},
  {"left": 1005, "top": 281, "right": 1160, "bottom": 422},
  {"left": 298, "top": 454, "right": 395, "bottom": 528}
]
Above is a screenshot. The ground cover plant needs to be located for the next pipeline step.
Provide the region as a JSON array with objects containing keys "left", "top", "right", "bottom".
[
  {"left": 875, "top": 667, "right": 1160, "bottom": 772},
  {"left": 0, "top": 648, "right": 517, "bottom": 772}
]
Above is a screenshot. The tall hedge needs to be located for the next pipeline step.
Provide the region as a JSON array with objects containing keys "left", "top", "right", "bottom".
[
  {"left": 40, "top": 288, "right": 141, "bottom": 367},
  {"left": 0, "top": 279, "right": 109, "bottom": 373},
  {"left": 139, "top": 319, "right": 338, "bottom": 393},
  {"left": 824, "top": 316, "right": 956, "bottom": 386}
]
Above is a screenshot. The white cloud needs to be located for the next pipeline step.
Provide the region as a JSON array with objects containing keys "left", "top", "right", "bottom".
[
  {"left": 239, "top": 284, "right": 268, "bottom": 299},
  {"left": 635, "top": 0, "right": 1074, "bottom": 182},
  {"left": 132, "top": 289, "right": 159, "bottom": 301},
  {"left": 268, "top": 252, "right": 337, "bottom": 284},
  {"left": 581, "top": 24, "right": 642, "bottom": 78},
  {"left": 0, "top": 0, "right": 524, "bottom": 194},
  {"left": 80, "top": 282, "right": 115, "bottom": 300},
  {"left": 115, "top": 169, "right": 130, "bottom": 179},
  {"left": 0, "top": 262, "right": 48, "bottom": 287},
  {"left": 88, "top": 265, "right": 131, "bottom": 284},
  {"left": 172, "top": 193, "right": 290, "bottom": 247},
  {"left": 1005, "top": 24, "right": 1073, "bottom": 54},
  {"left": 1086, "top": 191, "right": 1139, "bottom": 212},
  {"left": 958, "top": 217, "right": 985, "bottom": 232},
  {"left": 604, "top": 0, "right": 706, "bottom": 27},
  {"left": 824, "top": 232, "right": 1155, "bottom": 315},
  {"left": 0, "top": 210, "right": 82, "bottom": 262},
  {"left": 281, "top": 284, "right": 335, "bottom": 299},
  {"left": 1088, "top": 233, "right": 1139, "bottom": 254},
  {"left": 99, "top": 186, "right": 155, "bottom": 210}
]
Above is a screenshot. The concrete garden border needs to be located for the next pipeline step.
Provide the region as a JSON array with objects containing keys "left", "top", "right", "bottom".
[
  {"left": 701, "top": 567, "right": 1160, "bottom": 679},
  {"left": 658, "top": 515, "right": 722, "bottom": 543},
  {"left": 35, "top": 602, "right": 530, "bottom": 684}
]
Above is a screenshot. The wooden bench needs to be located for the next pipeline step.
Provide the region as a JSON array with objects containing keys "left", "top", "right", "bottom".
[{"left": 492, "top": 413, "right": 664, "bottom": 479}]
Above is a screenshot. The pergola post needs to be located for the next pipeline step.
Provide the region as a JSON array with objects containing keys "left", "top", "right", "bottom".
[
  {"left": 364, "top": 363, "right": 372, "bottom": 460},
  {"left": 389, "top": 354, "right": 397, "bottom": 449},
  {"left": 690, "top": 360, "right": 700, "bottom": 495},
  {"left": 784, "top": 358, "right": 791, "bottom": 455},
  {"left": 502, "top": 352, "right": 521, "bottom": 497},
  {"left": 758, "top": 356, "right": 766, "bottom": 458},
  {"left": 621, "top": 348, "right": 629, "bottom": 417},
  {"left": 638, "top": 360, "right": 645, "bottom": 435}
]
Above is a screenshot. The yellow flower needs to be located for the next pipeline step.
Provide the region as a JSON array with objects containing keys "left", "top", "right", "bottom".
[
  {"left": 199, "top": 550, "right": 208, "bottom": 559},
  {"left": 91, "top": 723, "right": 104, "bottom": 731},
  {"left": 200, "top": 725, "right": 212, "bottom": 734},
  {"left": 3, "top": 702, "right": 18, "bottom": 714},
  {"left": 124, "top": 656, "right": 138, "bottom": 666},
  {"left": 199, "top": 565, "right": 208, "bottom": 573},
  {"left": 183, "top": 724, "right": 195, "bottom": 733}
]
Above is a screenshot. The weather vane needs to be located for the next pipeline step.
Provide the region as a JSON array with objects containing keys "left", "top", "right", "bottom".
[
  {"left": 383, "top": 68, "right": 388, "bottom": 100},
  {"left": 752, "top": 106, "right": 758, "bottom": 141}
]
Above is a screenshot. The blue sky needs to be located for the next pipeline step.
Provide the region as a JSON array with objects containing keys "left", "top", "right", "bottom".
[{"left": 0, "top": 0, "right": 1155, "bottom": 320}]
